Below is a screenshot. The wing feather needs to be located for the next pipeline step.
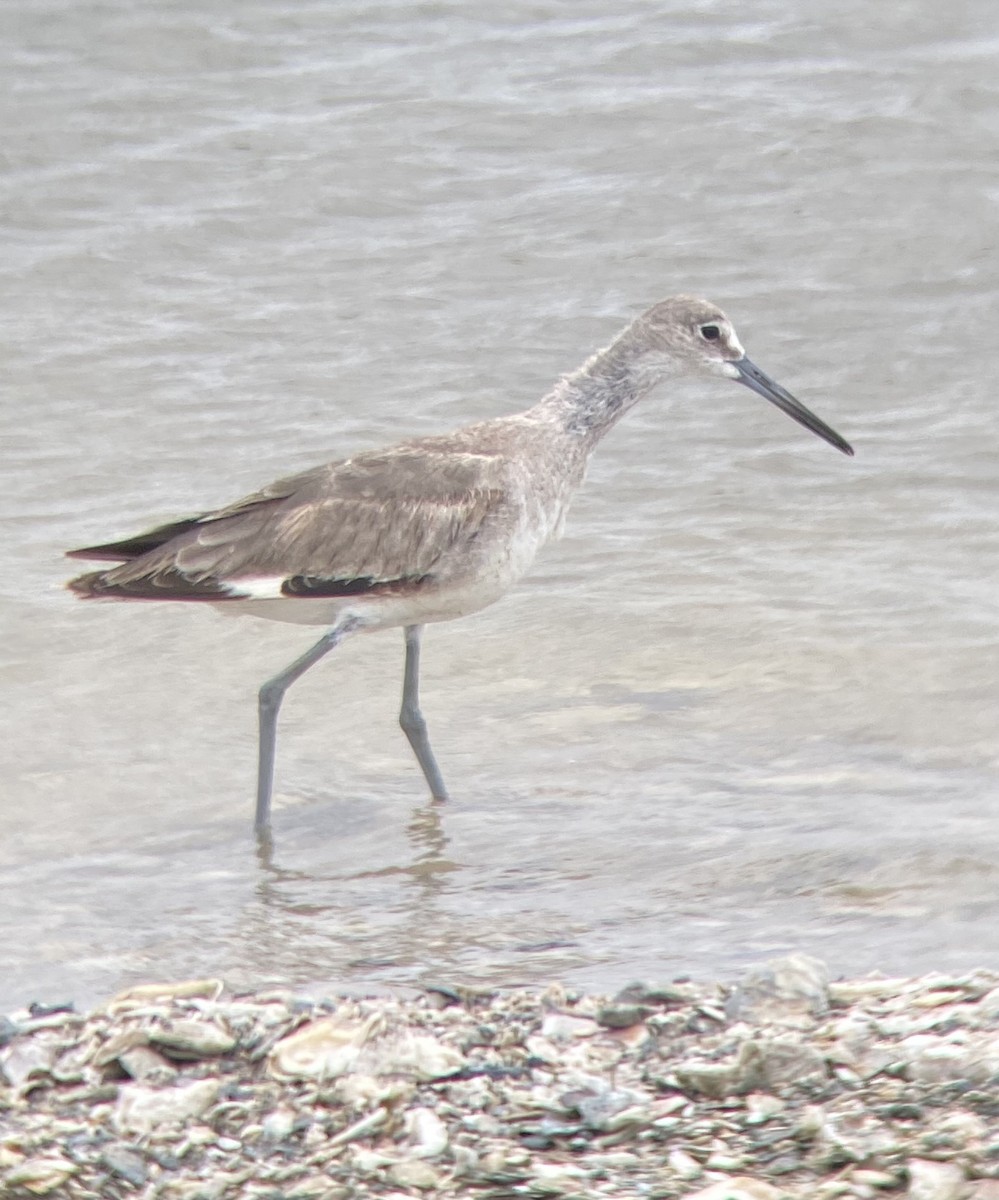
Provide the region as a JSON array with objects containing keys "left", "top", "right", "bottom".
[{"left": 68, "top": 442, "right": 513, "bottom": 602}]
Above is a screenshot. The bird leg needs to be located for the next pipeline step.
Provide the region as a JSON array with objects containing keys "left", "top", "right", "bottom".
[
  {"left": 400, "top": 624, "right": 449, "bottom": 801},
  {"left": 256, "top": 617, "right": 361, "bottom": 836}
]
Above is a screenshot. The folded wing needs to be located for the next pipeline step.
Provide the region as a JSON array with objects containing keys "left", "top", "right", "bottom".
[{"left": 67, "top": 442, "right": 510, "bottom": 602}]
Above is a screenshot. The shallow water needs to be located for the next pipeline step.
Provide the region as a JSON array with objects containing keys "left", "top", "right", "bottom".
[{"left": 2, "top": 0, "right": 997, "bottom": 1012}]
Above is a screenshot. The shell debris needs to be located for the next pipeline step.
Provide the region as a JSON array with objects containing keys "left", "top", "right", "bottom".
[{"left": 1, "top": 958, "right": 999, "bottom": 1198}]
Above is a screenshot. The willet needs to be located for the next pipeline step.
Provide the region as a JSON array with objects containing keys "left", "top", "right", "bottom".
[{"left": 68, "top": 296, "right": 853, "bottom": 836}]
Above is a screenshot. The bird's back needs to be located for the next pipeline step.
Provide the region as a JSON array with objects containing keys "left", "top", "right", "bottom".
[{"left": 67, "top": 409, "right": 586, "bottom": 627}]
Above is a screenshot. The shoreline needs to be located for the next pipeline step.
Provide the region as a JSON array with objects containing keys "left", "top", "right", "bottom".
[{"left": 2, "top": 955, "right": 998, "bottom": 1199}]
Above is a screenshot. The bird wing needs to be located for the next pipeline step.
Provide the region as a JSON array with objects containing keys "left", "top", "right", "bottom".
[{"left": 68, "top": 442, "right": 512, "bottom": 601}]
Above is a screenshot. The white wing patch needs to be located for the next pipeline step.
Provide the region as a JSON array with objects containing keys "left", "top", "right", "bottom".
[{"left": 225, "top": 576, "right": 289, "bottom": 599}]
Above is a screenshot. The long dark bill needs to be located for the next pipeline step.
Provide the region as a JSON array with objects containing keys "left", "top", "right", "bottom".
[{"left": 734, "top": 357, "right": 854, "bottom": 457}]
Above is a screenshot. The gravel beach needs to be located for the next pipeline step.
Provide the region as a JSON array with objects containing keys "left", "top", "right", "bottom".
[{"left": 3, "top": 956, "right": 999, "bottom": 1199}]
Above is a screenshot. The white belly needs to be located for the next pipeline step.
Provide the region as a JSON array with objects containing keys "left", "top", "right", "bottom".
[{"left": 211, "top": 565, "right": 517, "bottom": 630}]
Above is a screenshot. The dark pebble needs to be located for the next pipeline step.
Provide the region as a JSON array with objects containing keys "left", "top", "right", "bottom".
[
  {"left": 100, "top": 1146, "right": 147, "bottom": 1188},
  {"left": 597, "top": 1003, "right": 651, "bottom": 1029},
  {"left": 28, "top": 1000, "right": 76, "bottom": 1018}
]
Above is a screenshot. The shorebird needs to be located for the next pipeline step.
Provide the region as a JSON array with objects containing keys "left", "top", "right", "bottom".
[{"left": 68, "top": 296, "right": 853, "bottom": 837}]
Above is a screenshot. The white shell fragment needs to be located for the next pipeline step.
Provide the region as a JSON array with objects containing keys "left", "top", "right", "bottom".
[
  {"left": 268, "top": 1011, "right": 385, "bottom": 1080},
  {"left": 105, "top": 978, "right": 224, "bottom": 1013},
  {"left": 0, "top": 1034, "right": 61, "bottom": 1094},
  {"left": 681, "top": 1178, "right": 784, "bottom": 1200},
  {"left": 360, "top": 1031, "right": 466, "bottom": 1081},
  {"left": 906, "top": 1158, "right": 967, "bottom": 1200},
  {"left": 3, "top": 1156, "right": 77, "bottom": 1195},
  {"left": 726, "top": 953, "right": 831, "bottom": 1026},
  {"left": 148, "top": 1018, "right": 237, "bottom": 1059},
  {"left": 268, "top": 1012, "right": 465, "bottom": 1083},
  {"left": 405, "top": 1106, "right": 449, "bottom": 1158},
  {"left": 113, "top": 1077, "right": 220, "bottom": 1134}
]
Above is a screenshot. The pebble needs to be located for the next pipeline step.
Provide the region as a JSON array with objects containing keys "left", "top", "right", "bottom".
[
  {"left": 100, "top": 1144, "right": 147, "bottom": 1186},
  {"left": 668, "top": 1147, "right": 704, "bottom": 1178},
  {"left": 595, "top": 1003, "right": 650, "bottom": 1029},
  {"left": 388, "top": 1158, "right": 440, "bottom": 1189},
  {"left": 261, "top": 1106, "right": 298, "bottom": 1140},
  {"left": 744, "top": 1092, "right": 786, "bottom": 1124},
  {"left": 682, "top": 1177, "right": 784, "bottom": 1200},
  {"left": 906, "top": 1158, "right": 966, "bottom": 1200}
]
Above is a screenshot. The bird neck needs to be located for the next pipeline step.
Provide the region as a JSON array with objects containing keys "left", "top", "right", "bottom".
[{"left": 530, "top": 325, "right": 674, "bottom": 448}]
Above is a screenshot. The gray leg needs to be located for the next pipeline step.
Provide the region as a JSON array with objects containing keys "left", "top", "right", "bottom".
[
  {"left": 256, "top": 619, "right": 359, "bottom": 836},
  {"left": 399, "top": 624, "right": 449, "bottom": 801}
]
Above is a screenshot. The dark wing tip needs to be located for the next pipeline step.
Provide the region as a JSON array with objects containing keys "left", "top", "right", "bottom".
[
  {"left": 67, "top": 568, "right": 234, "bottom": 602},
  {"left": 66, "top": 545, "right": 128, "bottom": 563},
  {"left": 65, "top": 516, "right": 208, "bottom": 564}
]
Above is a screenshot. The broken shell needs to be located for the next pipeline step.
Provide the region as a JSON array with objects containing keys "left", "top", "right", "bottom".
[
  {"left": 388, "top": 1158, "right": 441, "bottom": 1190},
  {"left": 114, "top": 1077, "right": 221, "bottom": 1135},
  {"left": 106, "top": 978, "right": 224, "bottom": 1013},
  {"left": 269, "top": 1012, "right": 384, "bottom": 1080},
  {"left": 4, "top": 1157, "right": 78, "bottom": 1195},
  {"left": 540, "top": 1012, "right": 601, "bottom": 1041},
  {"left": 358, "top": 1031, "right": 466, "bottom": 1082},
  {"left": 405, "top": 1106, "right": 449, "bottom": 1158},
  {"left": 0, "top": 1034, "right": 61, "bottom": 1094},
  {"left": 117, "top": 1045, "right": 179, "bottom": 1083},
  {"left": 148, "top": 1019, "right": 236, "bottom": 1059},
  {"left": 726, "top": 953, "right": 831, "bottom": 1026}
]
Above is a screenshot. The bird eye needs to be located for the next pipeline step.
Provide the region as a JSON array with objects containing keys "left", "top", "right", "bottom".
[{"left": 700, "top": 324, "right": 721, "bottom": 341}]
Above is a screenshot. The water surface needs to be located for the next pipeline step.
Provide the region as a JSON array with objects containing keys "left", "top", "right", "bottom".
[{"left": 2, "top": 0, "right": 998, "bottom": 1012}]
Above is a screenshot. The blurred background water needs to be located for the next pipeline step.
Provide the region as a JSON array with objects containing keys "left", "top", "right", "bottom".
[{"left": 1, "top": 0, "right": 997, "bottom": 1012}]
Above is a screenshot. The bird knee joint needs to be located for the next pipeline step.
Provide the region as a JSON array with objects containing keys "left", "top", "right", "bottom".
[{"left": 400, "top": 704, "right": 426, "bottom": 735}]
